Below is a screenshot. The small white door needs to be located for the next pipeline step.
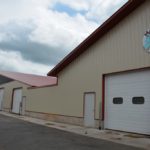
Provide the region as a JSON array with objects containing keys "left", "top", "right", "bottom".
[
  {"left": 0, "top": 89, "right": 4, "bottom": 110},
  {"left": 12, "top": 88, "right": 22, "bottom": 114},
  {"left": 21, "top": 96, "right": 26, "bottom": 115},
  {"left": 84, "top": 93, "right": 95, "bottom": 127}
]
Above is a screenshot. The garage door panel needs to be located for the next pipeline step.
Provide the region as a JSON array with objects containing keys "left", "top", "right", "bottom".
[
  {"left": 107, "top": 84, "right": 150, "bottom": 95},
  {"left": 105, "top": 70, "right": 150, "bottom": 135}
]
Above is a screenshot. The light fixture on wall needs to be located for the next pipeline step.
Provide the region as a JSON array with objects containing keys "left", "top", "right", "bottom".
[{"left": 143, "top": 29, "right": 150, "bottom": 53}]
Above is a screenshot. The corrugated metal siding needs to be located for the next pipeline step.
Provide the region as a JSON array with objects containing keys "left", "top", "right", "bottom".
[{"left": 27, "top": 1, "right": 150, "bottom": 119}]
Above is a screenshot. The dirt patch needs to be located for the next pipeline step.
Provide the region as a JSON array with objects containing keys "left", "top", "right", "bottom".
[
  {"left": 58, "top": 125, "right": 67, "bottom": 128},
  {"left": 105, "top": 130, "right": 120, "bottom": 135},
  {"left": 45, "top": 123, "right": 55, "bottom": 126},
  {"left": 124, "top": 134, "right": 148, "bottom": 138},
  {"left": 111, "top": 137, "right": 122, "bottom": 141}
]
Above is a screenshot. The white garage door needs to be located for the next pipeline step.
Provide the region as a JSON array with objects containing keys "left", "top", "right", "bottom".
[
  {"left": 12, "top": 88, "right": 22, "bottom": 114},
  {"left": 0, "top": 89, "right": 4, "bottom": 110},
  {"left": 105, "top": 70, "right": 150, "bottom": 135}
]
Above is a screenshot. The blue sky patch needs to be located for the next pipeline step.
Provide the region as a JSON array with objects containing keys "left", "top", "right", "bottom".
[{"left": 53, "top": 2, "right": 86, "bottom": 16}]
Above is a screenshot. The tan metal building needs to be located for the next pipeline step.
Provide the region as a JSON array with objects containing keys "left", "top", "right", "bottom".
[
  {"left": 25, "top": 0, "right": 150, "bottom": 135},
  {"left": 0, "top": 71, "right": 57, "bottom": 115},
  {"left": 0, "top": 81, "right": 29, "bottom": 114},
  {"left": 1, "top": 0, "right": 150, "bottom": 135}
]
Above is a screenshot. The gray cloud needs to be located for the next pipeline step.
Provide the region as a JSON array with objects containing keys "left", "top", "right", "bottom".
[{"left": 0, "top": 21, "right": 68, "bottom": 66}]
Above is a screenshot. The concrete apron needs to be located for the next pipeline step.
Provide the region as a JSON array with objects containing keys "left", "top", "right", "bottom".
[{"left": 0, "top": 111, "right": 150, "bottom": 150}]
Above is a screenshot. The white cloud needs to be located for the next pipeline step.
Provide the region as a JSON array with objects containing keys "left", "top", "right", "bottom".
[
  {"left": 86, "top": 0, "right": 127, "bottom": 23},
  {"left": 0, "top": 50, "right": 51, "bottom": 75},
  {"left": 29, "top": 9, "right": 98, "bottom": 51},
  {"left": 0, "top": 0, "right": 127, "bottom": 50},
  {"left": 0, "top": 0, "right": 99, "bottom": 52},
  {"left": 0, "top": 0, "right": 53, "bottom": 24},
  {"left": 51, "top": 0, "right": 127, "bottom": 23},
  {"left": 0, "top": 0, "right": 127, "bottom": 75},
  {"left": 28, "top": 0, "right": 127, "bottom": 51},
  {"left": 55, "top": 0, "right": 90, "bottom": 11}
]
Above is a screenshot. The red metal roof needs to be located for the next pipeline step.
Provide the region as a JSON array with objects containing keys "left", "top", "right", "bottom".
[
  {"left": 0, "top": 71, "right": 57, "bottom": 87},
  {"left": 47, "top": 0, "right": 146, "bottom": 76}
]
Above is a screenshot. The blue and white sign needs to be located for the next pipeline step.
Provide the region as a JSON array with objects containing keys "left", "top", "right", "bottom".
[{"left": 143, "top": 29, "right": 150, "bottom": 52}]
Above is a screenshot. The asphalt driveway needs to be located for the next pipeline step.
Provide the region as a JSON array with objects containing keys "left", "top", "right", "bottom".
[{"left": 0, "top": 114, "right": 143, "bottom": 150}]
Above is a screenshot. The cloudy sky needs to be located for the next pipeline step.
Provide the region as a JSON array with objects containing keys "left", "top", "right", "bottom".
[{"left": 0, "top": 0, "right": 127, "bottom": 75}]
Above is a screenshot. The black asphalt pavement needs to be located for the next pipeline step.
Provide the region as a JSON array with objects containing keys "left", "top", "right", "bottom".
[{"left": 0, "top": 114, "right": 143, "bottom": 150}]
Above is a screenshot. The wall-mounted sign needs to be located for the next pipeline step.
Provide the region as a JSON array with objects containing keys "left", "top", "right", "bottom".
[{"left": 143, "top": 29, "right": 150, "bottom": 52}]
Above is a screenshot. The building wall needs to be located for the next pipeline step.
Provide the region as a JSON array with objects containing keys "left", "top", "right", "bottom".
[
  {"left": 0, "top": 81, "right": 29, "bottom": 112},
  {"left": 26, "top": 1, "right": 150, "bottom": 126}
]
